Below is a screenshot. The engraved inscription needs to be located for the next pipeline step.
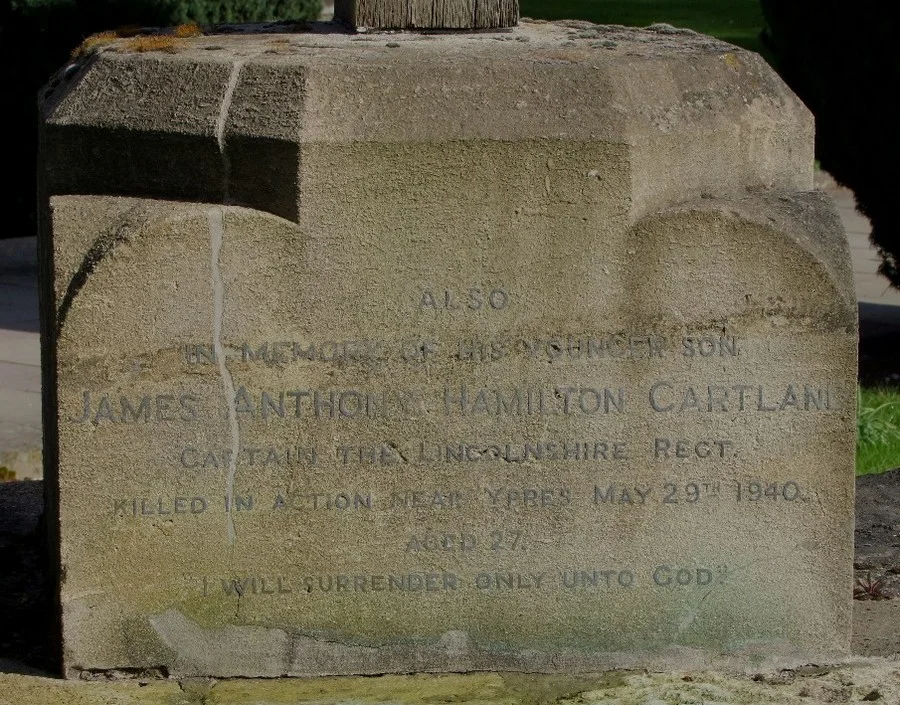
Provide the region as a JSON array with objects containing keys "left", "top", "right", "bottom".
[
  {"left": 197, "top": 564, "right": 732, "bottom": 598},
  {"left": 109, "top": 479, "right": 809, "bottom": 518},
  {"left": 649, "top": 382, "right": 836, "bottom": 413},
  {"left": 443, "top": 384, "right": 625, "bottom": 416},
  {"left": 180, "top": 446, "right": 318, "bottom": 468},
  {"left": 82, "top": 290, "right": 840, "bottom": 643},
  {"left": 181, "top": 333, "right": 744, "bottom": 367},
  {"left": 419, "top": 287, "right": 509, "bottom": 311},
  {"left": 74, "top": 391, "right": 199, "bottom": 424},
  {"left": 654, "top": 438, "right": 734, "bottom": 459},
  {"left": 405, "top": 529, "right": 524, "bottom": 552},
  {"left": 72, "top": 380, "right": 841, "bottom": 427}
]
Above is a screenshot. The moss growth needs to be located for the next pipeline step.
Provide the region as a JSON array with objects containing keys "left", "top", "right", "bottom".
[
  {"left": 70, "top": 24, "right": 196, "bottom": 60},
  {"left": 119, "top": 35, "right": 181, "bottom": 54},
  {"left": 499, "top": 672, "right": 630, "bottom": 704},
  {"left": 173, "top": 22, "right": 203, "bottom": 38},
  {"left": 205, "top": 672, "right": 633, "bottom": 705},
  {"left": 70, "top": 31, "right": 118, "bottom": 60},
  {"left": 2, "top": 666, "right": 899, "bottom": 705}
]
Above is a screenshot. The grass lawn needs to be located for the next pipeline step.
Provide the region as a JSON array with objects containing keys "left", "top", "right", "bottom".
[
  {"left": 858, "top": 387, "right": 900, "bottom": 476},
  {"left": 519, "top": 0, "right": 767, "bottom": 55}
]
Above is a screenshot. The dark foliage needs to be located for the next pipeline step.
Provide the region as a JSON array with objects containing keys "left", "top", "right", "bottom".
[
  {"left": 0, "top": 0, "right": 321, "bottom": 240},
  {"left": 761, "top": 0, "right": 900, "bottom": 287}
]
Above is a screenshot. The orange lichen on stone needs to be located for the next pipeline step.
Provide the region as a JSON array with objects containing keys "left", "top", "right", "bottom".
[
  {"left": 119, "top": 35, "right": 180, "bottom": 54},
  {"left": 265, "top": 38, "right": 293, "bottom": 54},
  {"left": 70, "top": 31, "right": 117, "bottom": 59},
  {"left": 174, "top": 23, "right": 203, "bottom": 38}
]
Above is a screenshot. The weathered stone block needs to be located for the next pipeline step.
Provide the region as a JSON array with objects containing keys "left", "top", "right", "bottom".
[{"left": 39, "top": 22, "right": 856, "bottom": 677}]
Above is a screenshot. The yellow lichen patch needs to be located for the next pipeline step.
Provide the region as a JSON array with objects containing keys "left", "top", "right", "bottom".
[
  {"left": 265, "top": 37, "right": 293, "bottom": 54},
  {"left": 173, "top": 23, "right": 203, "bottom": 38},
  {"left": 70, "top": 31, "right": 117, "bottom": 60},
  {"left": 722, "top": 52, "right": 742, "bottom": 70},
  {"left": 119, "top": 35, "right": 180, "bottom": 54}
]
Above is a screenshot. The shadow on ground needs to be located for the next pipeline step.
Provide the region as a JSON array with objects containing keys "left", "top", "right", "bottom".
[{"left": 0, "top": 482, "right": 55, "bottom": 674}]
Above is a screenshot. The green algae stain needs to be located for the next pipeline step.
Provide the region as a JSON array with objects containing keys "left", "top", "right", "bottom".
[
  {"left": 208, "top": 674, "right": 512, "bottom": 705},
  {"left": 205, "top": 673, "right": 633, "bottom": 705},
  {"left": 5, "top": 668, "right": 898, "bottom": 705},
  {"left": 0, "top": 673, "right": 187, "bottom": 705},
  {"left": 498, "top": 673, "right": 630, "bottom": 705}
]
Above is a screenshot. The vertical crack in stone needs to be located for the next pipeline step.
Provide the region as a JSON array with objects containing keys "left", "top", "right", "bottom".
[
  {"left": 210, "top": 58, "right": 245, "bottom": 547},
  {"left": 208, "top": 207, "right": 239, "bottom": 546},
  {"left": 217, "top": 60, "right": 245, "bottom": 204}
]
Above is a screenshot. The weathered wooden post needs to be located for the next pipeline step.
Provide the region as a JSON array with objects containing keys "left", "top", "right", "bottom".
[{"left": 335, "top": 0, "right": 518, "bottom": 28}]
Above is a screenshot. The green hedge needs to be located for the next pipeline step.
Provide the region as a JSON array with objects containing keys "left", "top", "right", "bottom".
[
  {"left": 168, "top": 0, "right": 321, "bottom": 23},
  {"left": 761, "top": 0, "right": 900, "bottom": 287},
  {"left": 0, "top": 0, "right": 322, "bottom": 240}
]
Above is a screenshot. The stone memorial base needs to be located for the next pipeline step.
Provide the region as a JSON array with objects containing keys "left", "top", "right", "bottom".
[{"left": 40, "top": 20, "right": 856, "bottom": 678}]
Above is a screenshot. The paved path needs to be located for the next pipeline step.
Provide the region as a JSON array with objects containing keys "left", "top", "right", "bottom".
[
  {"left": 824, "top": 182, "right": 900, "bottom": 307},
  {"left": 1, "top": 182, "right": 896, "bottom": 479},
  {"left": 0, "top": 237, "right": 40, "bottom": 480},
  {"left": 820, "top": 180, "right": 900, "bottom": 386}
]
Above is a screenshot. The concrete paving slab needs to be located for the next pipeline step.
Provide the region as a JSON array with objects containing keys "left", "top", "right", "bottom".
[
  {"left": 850, "top": 252, "right": 880, "bottom": 269},
  {"left": 849, "top": 245, "right": 878, "bottom": 257},
  {"left": 0, "top": 330, "right": 39, "bottom": 367},
  {"left": 0, "top": 274, "right": 38, "bottom": 290},
  {"left": 0, "top": 237, "right": 36, "bottom": 274},
  {"left": 0, "top": 422, "right": 42, "bottom": 452},
  {"left": 0, "top": 422, "right": 42, "bottom": 479},
  {"left": 3, "top": 237, "right": 54, "bottom": 478},
  {"left": 835, "top": 208, "right": 872, "bottom": 236},
  {"left": 0, "top": 284, "right": 38, "bottom": 331},
  {"left": 851, "top": 259, "right": 881, "bottom": 274},
  {"left": 0, "top": 362, "right": 40, "bottom": 394},
  {"left": 854, "top": 274, "right": 900, "bottom": 307},
  {"left": 0, "top": 388, "right": 41, "bottom": 427},
  {"left": 823, "top": 184, "right": 900, "bottom": 307},
  {"left": 0, "top": 349, "right": 42, "bottom": 477}
]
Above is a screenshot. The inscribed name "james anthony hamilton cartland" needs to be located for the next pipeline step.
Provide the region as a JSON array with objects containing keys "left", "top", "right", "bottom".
[{"left": 39, "top": 21, "right": 856, "bottom": 677}]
